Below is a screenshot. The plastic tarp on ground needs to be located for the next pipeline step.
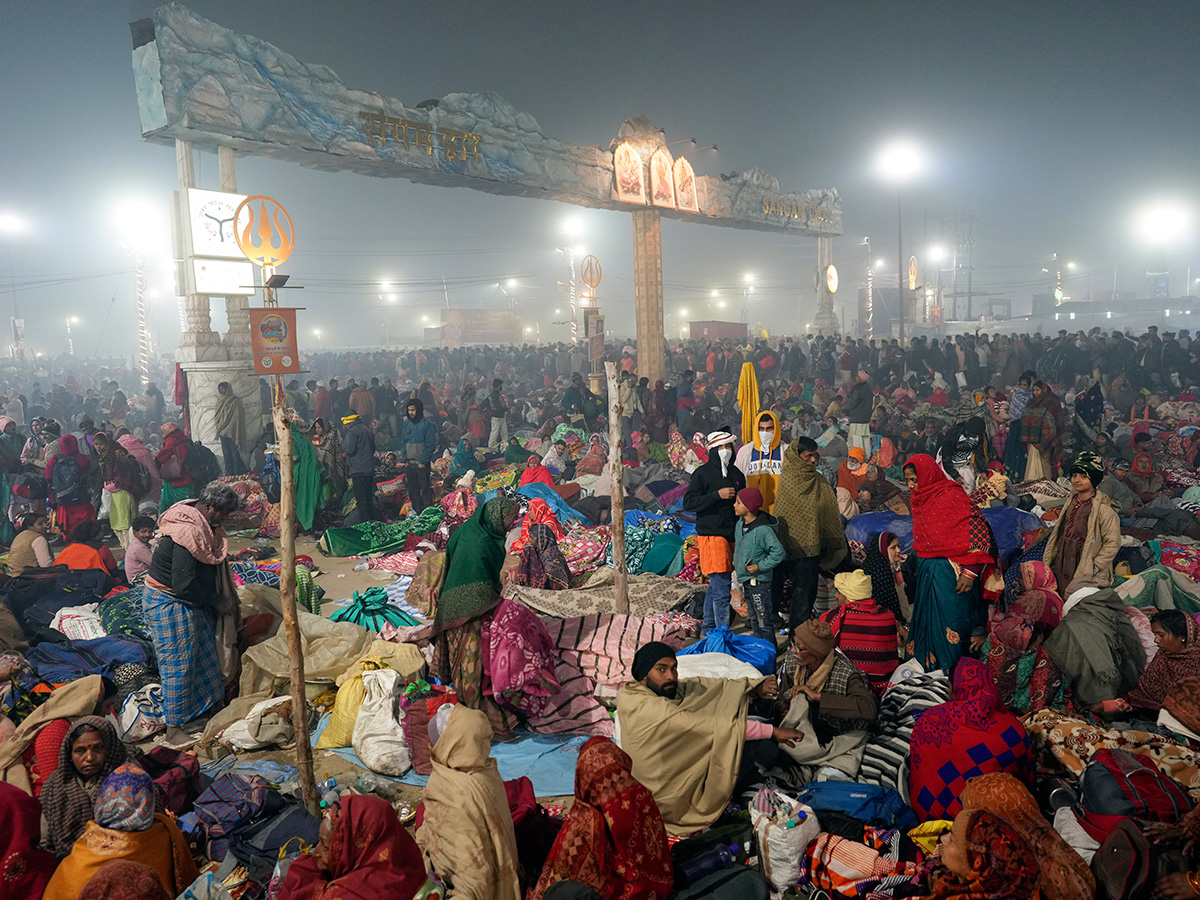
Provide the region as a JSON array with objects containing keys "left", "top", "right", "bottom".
[
  {"left": 311, "top": 714, "right": 586, "bottom": 796},
  {"left": 845, "top": 506, "right": 1044, "bottom": 568},
  {"left": 1116, "top": 564, "right": 1200, "bottom": 614}
]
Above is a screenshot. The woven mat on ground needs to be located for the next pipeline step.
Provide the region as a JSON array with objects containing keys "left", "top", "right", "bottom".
[{"left": 502, "top": 569, "right": 702, "bottom": 618}]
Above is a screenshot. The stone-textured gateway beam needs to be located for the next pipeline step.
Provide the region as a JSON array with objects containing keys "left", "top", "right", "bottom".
[{"left": 131, "top": 4, "right": 841, "bottom": 237}]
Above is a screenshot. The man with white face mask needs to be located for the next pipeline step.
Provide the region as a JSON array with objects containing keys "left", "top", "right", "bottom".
[
  {"left": 734, "top": 410, "right": 788, "bottom": 514},
  {"left": 683, "top": 431, "right": 747, "bottom": 635}
]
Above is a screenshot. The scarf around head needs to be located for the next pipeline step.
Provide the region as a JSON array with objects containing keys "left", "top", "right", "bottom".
[
  {"left": 862, "top": 532, "right": 904, "bottom": 623},
  {"left": 906, "top": 454, "right": 995, "bottom": 566},
  {"left": 436, "top": 495, "right": 518, "bottom": 623},
  {"left": 278, "top": 795, "right": 426, "bottom": 900},
  {"left": 95, "top": 763, "right": 156, "bottom": 832},
  {"left": 531, "top": 737, "right": 673, "bottom": 900},
  {"left": 927, "top": 810, "right": 1040, "bottom": 900},
  {"left": 1125, "top": 614, "right": 1200, "bottom": 711},
  {"left": 959, "top": 773, "right": 1096, "bottom": 900},
  {"left": 989, "top": 562, "right": 1063, "bottom": 651},
  {"left": 157, "top": 499, "right": 228, "bottom": 565},
  {"left": 42, "top": 717, "right": 128, "bottom": 858}
]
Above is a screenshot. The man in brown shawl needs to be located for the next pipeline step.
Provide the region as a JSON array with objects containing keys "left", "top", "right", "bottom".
[
  {"left": 773, "top": 436, "right": 849, "bottom": 629},
  {"left": 616, "top": 642, "right": 800, "bottom": 835}
]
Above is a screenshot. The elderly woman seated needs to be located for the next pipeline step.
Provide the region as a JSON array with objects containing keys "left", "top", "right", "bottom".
[
  {"left": 41, "top": 716, "right": 128, "bottom": 859},
  {"left": 275, "top": 794, "right": 427, "bottom": 900},
  {"left": 42, "top": 763, "right": 198, "bottom": 900}
]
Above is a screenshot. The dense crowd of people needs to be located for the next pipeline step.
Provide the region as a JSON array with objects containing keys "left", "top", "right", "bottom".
[{"left": 8, "top": 323, "right": 1200, "bottom": 899}]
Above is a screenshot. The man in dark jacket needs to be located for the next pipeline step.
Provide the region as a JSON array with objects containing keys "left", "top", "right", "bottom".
[
  {"left": 486, "top": 378, "right": 508, "bottom": 448},
  {"left": 341, "top": 413, "right": 377, "bottom": 521},
  {"left": 400, "top": 398, "right": 438, "bottom": 513},
  {"left": 842, "top": 371, "right": 874, "bottom": 457},
  {"left": 683, "top": 430, "right": 747, "bottom": 635}
]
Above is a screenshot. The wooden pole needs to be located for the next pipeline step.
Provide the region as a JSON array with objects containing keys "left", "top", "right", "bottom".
[
  {"left": 605, "top": 362, "right": 628, "bottom": 613},
  {"left": 273, "top": 402, "right": 318, "bottom": 815}
]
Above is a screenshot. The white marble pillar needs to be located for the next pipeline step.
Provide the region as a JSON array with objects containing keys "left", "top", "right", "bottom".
[
  {"left": 632, "top": 209, "right": 665, "bottom": 386},
  {"left": 813, "top": 236, "right": 839, "bottom": 334}
]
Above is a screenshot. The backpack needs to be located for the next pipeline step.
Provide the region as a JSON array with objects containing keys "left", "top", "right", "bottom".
[
  {"left": 795, "top": 782, "right": 918, "bottom": 831},
  {"left": 1080, "top": 748, "right": 1193, "bottom": 824},
  {"left": 260, "top": 457, "right": 282, "bottom": 504},
  {"left": 50, "top": 455, "right": 85, "bottom": 505},
  {"left": 127, "top": 459, "right": 153, "bottom": 498},
  {"left": 193, "top": 772, "right": 270, "bottom": 862},
  {"left": 1091, "top": 817, "right": 1186, "bottom": 900},
  {"left": 182, "top": 439, "right": 221, "bottom": 485}
]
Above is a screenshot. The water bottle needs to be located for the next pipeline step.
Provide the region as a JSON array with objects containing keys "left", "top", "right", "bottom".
[
  {"left": 678, "top": 843, "right": 738, "bottom": 885},
  {"left": 784, "top": 810, "right": 808, "bottom": 828},
  {"left": 317, "top": 777, "right": 338, "bottom": 794},
  {"left": 357, "top": 773, "right": 378, "bottom": 794},
  {"left": 319, "top": 789, "right": 339, "bottom": 808}
]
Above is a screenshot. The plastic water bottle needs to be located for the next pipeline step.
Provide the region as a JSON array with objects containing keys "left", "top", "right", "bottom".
[
  {"left": 678, "top": 843, "right": 738, "bottom": 885},
  {"left": 784, "top": 810, "right": 809, "bottom": 828},
  {"left": 317, "top": 777, "right": 338, "bottom": 793},
  {"left": 357, "top": 773, "right": 378, "bottom": 794},
  {"left": 319, "top": 790, "right": 339, "bottom": 808}
]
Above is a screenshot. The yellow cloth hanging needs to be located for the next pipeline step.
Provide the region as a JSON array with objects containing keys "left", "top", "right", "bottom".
[{"left": 737, "top": 362, "right": 760, "bottom": 446}]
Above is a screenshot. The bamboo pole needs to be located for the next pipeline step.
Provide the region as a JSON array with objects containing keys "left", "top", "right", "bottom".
[
  {"left": 273, "top": 402, "right": 318, "bottom": 816},
  {"left": 605, "top": 363, "right": 628, "bottom": 613}
]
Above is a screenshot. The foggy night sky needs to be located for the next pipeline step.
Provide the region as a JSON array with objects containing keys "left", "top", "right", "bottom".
[{"left": 1, "top": 1, "right": 1198, "bottom": 354}]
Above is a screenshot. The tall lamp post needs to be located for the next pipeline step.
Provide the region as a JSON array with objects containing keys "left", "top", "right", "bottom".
[
  {"left": 875, "top": 140, "right": 925, "bottom": 344},
  {"left": 66, "top": 316, "right": 79, "bottom": 356},
  {"left": 0, "top": 212, "right": 26, "bottom": 360}
]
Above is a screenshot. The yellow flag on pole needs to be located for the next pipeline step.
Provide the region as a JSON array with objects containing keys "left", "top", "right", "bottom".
[{"left": 737, "top": 362, "right": 760, "bottom": 446}]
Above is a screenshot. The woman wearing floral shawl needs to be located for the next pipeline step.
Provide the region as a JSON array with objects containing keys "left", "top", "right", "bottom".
[
  {"left": 512, "top": 522, "right": 572, "bottom": 591},
  {"left": 432, "top": 495, "right": 522, "bottom": 734},
  {"left": 531, "top": 737, "right": 673, "bottom": 900},
  {"left": 926, "top": 809, "right": 1040, "bottom": 900},
  {"left": 43, "top": 763, "right": 198, "bottom": 900}
]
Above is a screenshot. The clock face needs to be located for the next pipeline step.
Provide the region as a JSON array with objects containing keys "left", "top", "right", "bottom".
[{"left": 197, "top": 199, "right": 237, "bottom": 245}]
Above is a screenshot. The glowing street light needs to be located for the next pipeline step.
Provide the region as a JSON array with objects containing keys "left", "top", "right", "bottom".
[
  {"left": 1137, "top": 203, "right": 1192, "bottom": 244},
  {"left": 874, "top": 138, "right": 926, "bottom": 343},
  {"left": 66, "top": 317, "right": 79, "bottom": 356},
  {"left": 0, "top": 212, "right": 25, "bottom": 235},
  {"left": 928, "top": 245, "right": 947, "bottom": 263},
  {"left": 312, "top": 328, "right": 322, "bottom": 349}
]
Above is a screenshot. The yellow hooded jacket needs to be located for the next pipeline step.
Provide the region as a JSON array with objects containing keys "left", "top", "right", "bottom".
[{"left": 734, "top": 410, "right": 787, "bottom": 513}]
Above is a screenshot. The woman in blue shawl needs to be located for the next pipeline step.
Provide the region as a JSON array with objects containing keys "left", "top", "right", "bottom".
[
  {"left": 1003, "top": 371, "right": 1035, "bottom": 480},
  {"left": 447, "top": 438, "right": 477, "bottom": 485}
]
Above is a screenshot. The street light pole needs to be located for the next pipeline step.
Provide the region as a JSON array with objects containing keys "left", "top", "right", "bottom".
[
  {"left": 897, "top": 190, "right": 905, "bottom": 344},
  {"left": 66, "top": 317, "right": 77, "bottom": 356}
]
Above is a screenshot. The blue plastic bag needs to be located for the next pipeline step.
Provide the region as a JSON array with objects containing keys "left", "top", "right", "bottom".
[
  {"left": 677, "top": 626, "right": 776, "bottom": 675},
  {"left": 795, "top": 781, "right": 917, "bottom": 831}
]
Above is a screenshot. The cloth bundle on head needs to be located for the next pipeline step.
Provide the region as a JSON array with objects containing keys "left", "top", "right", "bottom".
[
  {"left": 94, "top": 763, "right": 155, "bottom": 832},
  {"left": 737, "top": 487, "right": 763, "bottom": 514},
  {"left": 632, "top": 641, "right": 676, "bottom": 682},
  {"left": 706, "top": 430, "right": 733, "bottom": 450},
  {"left": 833, "top": 569, "right": 873, "bottom": 601},
  {"left": 1068, "top": 450, "right": 1104, "bottom": 487},
  {"left": 794, "top": 619, "right": 836, "bottom": 657}
]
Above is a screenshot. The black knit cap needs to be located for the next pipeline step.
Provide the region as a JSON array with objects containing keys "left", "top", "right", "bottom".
[{"left": 632, "top": 641, "right": 676, "bottom": 682}]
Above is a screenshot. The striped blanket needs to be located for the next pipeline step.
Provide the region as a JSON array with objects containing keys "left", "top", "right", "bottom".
[
  {"left": 540, "top": 613, "right": 699, "bottom": 703},
  {"left": 857, "top": 669, "right": 951, "bottom": 797}
]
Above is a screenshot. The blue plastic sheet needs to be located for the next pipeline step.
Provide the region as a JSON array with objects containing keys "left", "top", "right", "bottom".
[
  {"left": 677, "top": 626, "right": 776, "bottom": 675},
  {"left": 845, "top": 506, "right": 1044, "bottom": 568},
  {"left": 310, "top": 714, "right": 587, "bottom": 796}
]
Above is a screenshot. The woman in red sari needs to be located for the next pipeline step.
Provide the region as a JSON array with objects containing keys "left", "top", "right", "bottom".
[
  {"left": 0, "top": 782, "right": 57, "bottom": 899},
  {"left": 275, "top": 794, "right": 426, "bottom": 900},
  {"left": 903, "top": 454, "right": 997, "bottom": 674},
  {"left": 531, "top": 737, "right": 673, "bottom": 900},
  {"left": 45, "top": 433, "right": 95, "bottom": 540}
]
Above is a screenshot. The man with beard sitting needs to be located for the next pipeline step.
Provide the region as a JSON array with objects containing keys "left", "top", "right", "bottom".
[{"left": 616, "top": 642, "right": 802, "bottom": 835}]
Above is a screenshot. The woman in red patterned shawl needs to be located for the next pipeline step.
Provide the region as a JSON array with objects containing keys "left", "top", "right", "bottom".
[
  {"left": 531, "top": 737, "right": 673, "bottom": 900},
  {"left": 903, "top": 454, "right": 997, "bottom": 675},
  {"left": 275, "top": 794, "right": 426, "bottom": 900},
  {"left": 909, "top": 658, "right": 1034, "bottom": 822},
  {"left": 926, "top": 809, "right": 1041, "bottom": 900}
]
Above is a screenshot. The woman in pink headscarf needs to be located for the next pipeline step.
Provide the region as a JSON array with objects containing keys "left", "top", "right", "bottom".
[{"left": 116, "top": 430, "right": 162, "bottom": 507}]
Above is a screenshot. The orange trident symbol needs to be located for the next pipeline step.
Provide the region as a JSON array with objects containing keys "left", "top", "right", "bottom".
[{"left": 234, "top": 195, "right": 295, "bottom": 267}]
